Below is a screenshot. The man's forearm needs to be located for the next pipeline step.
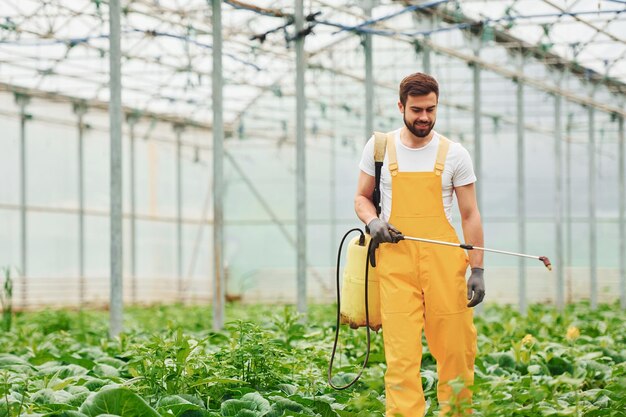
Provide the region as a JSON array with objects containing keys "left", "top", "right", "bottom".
[
  {"left": 461, "top": 213, "right": 484, "bottom": 269},
  {"left": 355, "top": 195, "right": 378, "bottom": 225}
]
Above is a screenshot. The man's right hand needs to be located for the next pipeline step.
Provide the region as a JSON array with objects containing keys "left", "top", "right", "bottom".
[{"left": 368, "top": 218, "right": 401, "bottom": 244}]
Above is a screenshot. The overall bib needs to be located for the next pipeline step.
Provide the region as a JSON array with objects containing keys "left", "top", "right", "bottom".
[{"left": 377, "top": 134, "right": 477, "bottom": 417}]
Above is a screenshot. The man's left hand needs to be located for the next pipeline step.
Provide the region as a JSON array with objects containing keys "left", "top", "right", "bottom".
[{"left": 467, "top": 267, "right": 485, "bottom": 307}]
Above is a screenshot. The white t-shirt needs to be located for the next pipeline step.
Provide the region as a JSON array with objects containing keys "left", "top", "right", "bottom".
[{"left": 359, "top": 129, "right": 476, "bottom": 223}]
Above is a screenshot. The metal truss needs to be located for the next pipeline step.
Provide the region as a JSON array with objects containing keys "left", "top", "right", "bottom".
[{"left": 0, "top": 0, "right": 624, "bottom": 130}]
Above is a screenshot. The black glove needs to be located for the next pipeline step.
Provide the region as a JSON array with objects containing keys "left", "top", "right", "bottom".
[
  {"left": 467, "top": 267, "right": 485, "bottom": 307},
  {"left": 367, "top": 218, "right": 401, "bottom": 245}
]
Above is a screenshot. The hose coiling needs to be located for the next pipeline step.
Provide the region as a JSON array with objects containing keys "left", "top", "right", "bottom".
[{"left": 327, "top": 228, "right": 375, "bottom": 390}]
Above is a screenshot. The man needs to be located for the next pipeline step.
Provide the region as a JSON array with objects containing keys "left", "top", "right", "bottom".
[{"left": 354, "top": 72, "right": 485, "bottom": 417}]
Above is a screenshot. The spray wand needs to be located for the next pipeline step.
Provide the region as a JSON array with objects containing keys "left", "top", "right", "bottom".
[
  {"left": 390, "top": 234, "right": 552, "bottom": 271},
  {"left": 393, "top": 232, "right": 552, "bottom": 271}
]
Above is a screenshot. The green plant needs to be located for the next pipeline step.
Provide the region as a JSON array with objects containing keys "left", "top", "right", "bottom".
[
  {"left": 271, "top": 305, "right": 306, "bottom": 349},
  {"left": 0, "top": 301, "right": 623, "bottom": 416},
  {"left": 0, "top": 268, "right": 13, "bottom": 332}
]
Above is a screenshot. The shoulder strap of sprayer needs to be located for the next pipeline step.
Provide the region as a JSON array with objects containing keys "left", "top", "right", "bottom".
[
  {"left": 372, "top": 131, "right": 388, "bottom": 217},
  {"left": 367, "top": 132, "right": 389, "bottom": 268}
]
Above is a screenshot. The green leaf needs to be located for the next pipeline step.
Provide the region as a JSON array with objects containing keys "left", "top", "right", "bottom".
[
  {"left": 79, "top": 387, "right": 160, "bottom": 417},
  {"left": 309, "top": 400, "right": 339, "bottom": 417},
  {"left": 94, "top": 358, "right": 126, "bottom": 370},
  {"left": 329, "top": 373, "right": 358, "bottom": 387},
  {"left": 59, "top": 355, "right": 97, "bottom": 370},
  {"left": 335, "top": 412, "right": 358, "bottom": 417},
  {"left": 265, "top": 397, "right": 314, "bottom": 417},
  {"left": 38, "top": 364, "right": 90, "bottom": 379},
  {"left": 41, "top": 412, "right": 89, "bottom": 417},
  {"left": 220, "top": 400, "right": 259, "bottom": 416},
  {"left": 220, "top": 393, "right": 270, "bottom": 417},
  {"left": 91, "top": 364, "right": 120, "bottom": 378},
  {"left": 31, "top": 388, "right": 74, "bottom": 405},
  {"left": 189, "top": 378, "right": 247, "bottom": 388},
  {"left": 421, "top": 370, "right": 437, "bottom": 391},
  {"left": 176, "top": 394, "right": 206, "bottom": 409},
  {"left": 547, "top": 356, "right": 574, "bottom": 376},
  {"left": 156, "top": 395, "right": 206, "bottom": 417},
  {"left": 276, "top": 384, "right": 297, "bottom": 396},
  {"left": 0, "top": 354, "right": 30, "bottom": 367},
  {"left": 68, "top": 391, "right": 91, "bottom": 407},
  {"left": 0, "top": 353, "right": 35, "bottom": 373},
  {"left": 82, "top": 378, "right": 110, "bottom": 391}
]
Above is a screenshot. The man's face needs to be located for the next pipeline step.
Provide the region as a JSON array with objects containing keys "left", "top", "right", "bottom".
[{"left": 398, "top": 92, "right": 438, "bottom": 138}]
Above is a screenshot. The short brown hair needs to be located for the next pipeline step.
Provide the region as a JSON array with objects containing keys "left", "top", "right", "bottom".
[{"left": 399, "top": 72, "right": 439, "bottom": 106}]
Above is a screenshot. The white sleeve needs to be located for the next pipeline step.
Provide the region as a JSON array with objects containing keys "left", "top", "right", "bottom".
[
  {"left": 358, "top": 135, "right": 376, "bottom": 176},
  {"left": 452, "top": 144, "right": 477, "bottom": 187}
]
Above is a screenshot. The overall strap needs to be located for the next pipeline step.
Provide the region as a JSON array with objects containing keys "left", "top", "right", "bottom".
[
  {"left": 386, "top": 131, "right": 399, "bottom": 177},
  {"left": 434, "top": 134, "right": 451, "bottom": 176}
]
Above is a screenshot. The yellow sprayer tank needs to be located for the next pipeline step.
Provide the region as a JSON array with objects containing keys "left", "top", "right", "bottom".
[{"left": 340, "top": 234, "right": 382, "bottom": 331}]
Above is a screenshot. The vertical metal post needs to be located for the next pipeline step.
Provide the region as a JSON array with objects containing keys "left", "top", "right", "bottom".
[
  {"left": 212, "top": 0, "right": 225, "bottom": 330},
  {"left": 422, "top": 16, "right": 432, "bottom": 73},
  {"left": 588, "top": 99, "right": 597, "bottom": 310},
  {"left": 128, "top": 115, "right": 138, "bottom": 304},
  {"left": 566, "top": 110, "right": 573, "bottom": 303},
  {"left": 472, "top": 56, "right": 482, "bottom": 210},
  {"left": 619, "top": 115, "right": 625, "bottom": 309},
  {"left": 295, "top": 0, "right": 307, "bottom": 315},
  {"left": 516, "top": 55, "right": 526, "bottom": 315},
  {"left": 363, "top": 1, "right": 374, "bottom": 141},
  {"left": 16, "top": 93, "right": 29, "bottom": 309},
  {"left": 330, "top": 55, "right": 337, "bottom": 270},
  {"left": 554, "top": 92, "right": 564, "bottom": 310},
  {"left": 109, "top": 0, "right": 123, "bottom": 338},
  {"left": 471, "top": 44, "right": 483, "bottom": 316},
  {"left": 174, "top": 123, "right": 184, "bottom": 301},
  {"left": 74, "top": 102, "right": 87, "bottom": 307}
]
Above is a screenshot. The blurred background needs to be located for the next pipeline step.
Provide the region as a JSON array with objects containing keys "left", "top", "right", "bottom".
[{"left": 0, "top": 0, "right": 624, "bottom": 326}]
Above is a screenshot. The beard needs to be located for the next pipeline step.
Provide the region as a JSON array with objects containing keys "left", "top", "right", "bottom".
[{"left": 403, "top": 113, "right": 434, "bottom": 138}]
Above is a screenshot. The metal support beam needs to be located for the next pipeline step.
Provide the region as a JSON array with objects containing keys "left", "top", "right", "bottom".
[
  {"left": 73, "top": 102, "right": 87, "bottom": 307},
  {"left": 422, "top": 15, "right": 433, "bottom": 73},
  {"left": 109, "top": 0, "right": 123, "bottom": 338},
  {"left": 364, "top": 37, "right": 374, "bottom": 141},
  {"left": 174, "top": 124, "right": 185, "bottom": 302},
  {"left": 566, "top": 110, "right": 573, "bottom": 304},
  {"left": 472, "top": 57, "right": 482, "bottom": 210},
  {"left": 212, "top": 0, "right": 225, "bottom": 331},
  {"left": 295, "top": 0, "right": 307, "bottom": 315},
  {"left": 127, "top": 115, "right": 138, "bottom": 304},
  {"left": 363, "top": 1, "right": 374, "bottom": 141},
  {"left": 471, "top": 40, "right": 483, "bottom": 317},
  {"left": 554, "top": 91, "right": 564, "bottom": 310},
  {"left": 588, "top": 100, "right": 597, "bottom": 310},
  {"left": 330, "top": 58, "right": 337, "bottom": 273},
  {"left": 516, "top": 55, "right": 526, "bottom": 315},
  {"left": 15, "top": 93, "right": 29, "bottom": 309},
  {"left": 618, "top": 117, "right": 626, "bottom": 309}
]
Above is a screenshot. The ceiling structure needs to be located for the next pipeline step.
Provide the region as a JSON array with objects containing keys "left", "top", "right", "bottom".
[{"left": 0, "top": 0, "right": 624, "bottom": 131}]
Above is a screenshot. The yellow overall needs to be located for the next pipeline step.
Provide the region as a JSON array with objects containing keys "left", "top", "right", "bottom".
[{"left": 377, "top": 134, "right": 477, "bottom": 417}]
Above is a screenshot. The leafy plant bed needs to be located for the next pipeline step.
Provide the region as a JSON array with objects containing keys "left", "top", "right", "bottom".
[{"left": 0, "top": 302, "right": 624, "bottom": 416}]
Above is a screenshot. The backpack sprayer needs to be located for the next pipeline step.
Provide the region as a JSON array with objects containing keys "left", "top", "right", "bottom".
[{"left": 327, "top": 132, "right": 552, "bottom": 390}]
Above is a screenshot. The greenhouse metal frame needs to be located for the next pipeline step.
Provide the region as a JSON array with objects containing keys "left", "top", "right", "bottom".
[{"left": 0, "top": 0, "right": 624, "bottom": 333}]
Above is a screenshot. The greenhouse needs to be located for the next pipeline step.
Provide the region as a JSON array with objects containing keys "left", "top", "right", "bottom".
[{"left": 0, "top": 0, "right": 624, "bottom": 416}]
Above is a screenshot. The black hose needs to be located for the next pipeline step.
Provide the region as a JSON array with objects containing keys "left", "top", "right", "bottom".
[{"left": 328, "top": 228, "right": 375, "bottom": 390}]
